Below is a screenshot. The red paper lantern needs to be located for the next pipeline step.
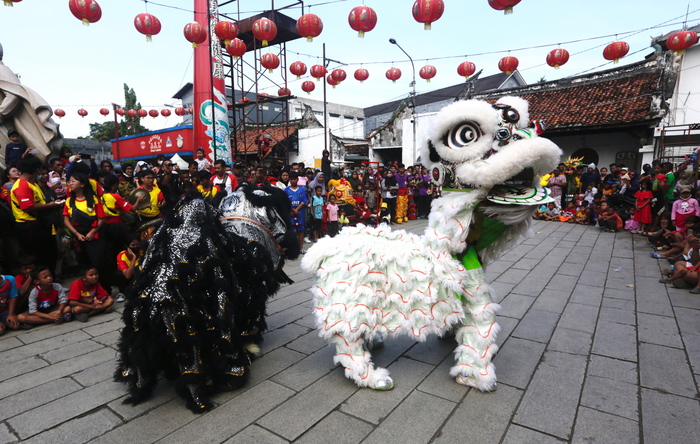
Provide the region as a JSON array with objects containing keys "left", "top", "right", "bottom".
[
  {"left": 412, "top": 0, "right": 444, "bottom": 30},
  {"left": 175, "top": 107, "right": 186, "bottom": 116},
  {"left": 238, "top": 98, "right": 251, "bottom": 108},
  {"left": 148, "top": 109, "right": 158, "bottom": 118},
  {"left": 290, "top": 61, "right": 307, "bottom": 78},
  {"left": 116, "top": 108, "right": 126, "bottom": 116},
  {"left": 54, "top": 108, "right": 65, "bottom": 118},
  {"left": 4, "top": 0, "right": 22, "bottom": 7},
  {"left": 260, "top": 53, "right": 280, "bottom": 72},
  {"left": 127, "top": 109, "right": 137, "bottom": 118},
  {"left": 301, "top": 80, "right": 315, "bottom": 94},
  {"left": 278, "top": 87, "right": 291, "bottom": 96},
  {"left": 354, "top": 68, "right": 369, "bottom": 82},
  {"left": 99, "top": 108, "right": 110, "bottom": 116},
  {"left": 69, "top": 0, "right": 101, "bottom": 25},
  {"left": 488, "top": 0, "right": 521, "bottom": 14},
  {"left": 187, "top": 107, "right": 194, "bottom": 115},
  {"left": 327, "top": 74, "right": 340, "bottom": 88},
  {"left": 498, "top": 56, "right": 519, "bottom": 74},
  {"left": 226, "top": 38, "right": 247, "bottom": 59},
  {"left": 419, "top": 65, "right": 437, "bottom": 82},
  {"left": 666, "top": 30, "right": 699, "bottom": 55},
  {"left": 257, "top": 93, "right": 271, "bottom": 101},
  {"left": 161, "top": 109, "right": 171, "bottom": 117},
  {"left": 457, "top": 61, "right": 476, "bottom": 79},
  {"left": 252, "top": 18, "right": 277, "bottom": 47},
  {"left": 134, "top": 13, "right": 161, "bottom": 42},
  {"left": 546, "top": 48, "right": 569, "bottom": 68},
  {"left": 386, "top": 67, "right": 402, "bottom": 83},
  {"left": 78, "top": 108, "right": 88, "bottom": 117},
  {"left": 331, "top": 68, "right": 347, "bottom": 83},
  {"left": 603, "top": 41, "right": 629, "bottom": 63},
  {"left": 296, "top": 13, "right": 323, "bottom": 42},
  {"left": 184, "top": 22, "right": 207, "bottom": 48},
  {"left": 214, "top": 21, "right": 238, "bottom": 45},
  {"left": 137, "top": 109, "right": 148, "bottom": 118},
  {"left": 310, "top": 64, "right": 327, "bottom": 80},
  {"left": 348, "top": 6, "right": 377, "bottom": 38}
]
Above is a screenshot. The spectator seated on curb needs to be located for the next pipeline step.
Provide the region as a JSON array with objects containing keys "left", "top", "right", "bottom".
[
  {"left": 650, "top": 215, "right": 699, "bottom": 260},
  {"left": 559, "top": 201, "right": 576, "bottom": 222},
  {"left": 542, "top": 202, "right": 560, "bottom": 221},
  {"left": 647, "top": 213, "right": 676, "bottom": 251},
  {"left": 68, "top": 266, "right": 114, "bottom": 322},
  {"left": 16, "top": 267, "right": 71, "bottom": 326},
  {"left": 659, "top": 226, "right": 700, "bottom": 293},
  {"left": 597, "top": 201, "right": 623, "bottom": 232},
  {"left": 574, "top": 202, "right": 589, "bottom": 224}
]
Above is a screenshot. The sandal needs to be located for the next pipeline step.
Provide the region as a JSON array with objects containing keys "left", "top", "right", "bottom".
[{"left": 650, "top": 252, "right": 664, "bottom": 259}]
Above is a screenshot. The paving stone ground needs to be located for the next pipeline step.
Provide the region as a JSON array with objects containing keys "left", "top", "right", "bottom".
[{"left": 1, "top": 219, "right": 699, "bottom": 443}]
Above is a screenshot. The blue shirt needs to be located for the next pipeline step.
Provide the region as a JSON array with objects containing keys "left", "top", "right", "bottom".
[
  {"left": 0, "top": 275, "right": 18, "bottom": 314},
  {"left": 5, "top": 143, "right": 26, "bottom": 168},
  {"left": 285, "top": 185, "right": 307, "bottom": 227},
  {"left": 312, "top": 195, "right": 324, "bottom": 219}
]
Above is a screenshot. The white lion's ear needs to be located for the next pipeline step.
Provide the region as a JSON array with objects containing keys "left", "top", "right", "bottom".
[{"left": 425, "top": 100, "right": 498, "bottom": 164}]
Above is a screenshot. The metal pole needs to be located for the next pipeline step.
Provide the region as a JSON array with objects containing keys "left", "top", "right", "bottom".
[
  {"left": 111, "top": 102, "right": 120, "bottom": 161},
  {"left": 323, "top": 43, "right": 329, "bottom": 161},
  {"left": 389, "top": 38, "right": 417, "bottom": 165}
]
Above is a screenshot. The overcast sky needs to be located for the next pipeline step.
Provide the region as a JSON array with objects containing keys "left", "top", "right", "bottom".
[{"left": 1, "top": 0, "right": 698, "bottom": 138}]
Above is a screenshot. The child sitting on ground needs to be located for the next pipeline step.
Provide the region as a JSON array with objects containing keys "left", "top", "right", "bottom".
[
  {"left": 598, "top": 201, "right": 623, "bottom": 232},
  {"left": 559, "top": 201, "right": 576, "bottom": 222},
  {"left": 0, "top": 274, "right": 20, "bottom": 334},
  {"left": 574, "top": 202, "right": 589, "bottom": 224},
  {"left": 17, "top": 267, "right": 71, "bottom": 326},
  {"left": 68, "top": 267, "right": 114, "bottom": 322},
  {"left": 659, "top": 226, "right": 700, "bottom": 290},
  {"left": 338, "top": 207, "right": 350, "bottom": 229},
  {"left": 543, "top": 202, "right": 561, "bottom": 221},
  {"left": 379, "top": 201, "right": 391, "bottom": 225}
]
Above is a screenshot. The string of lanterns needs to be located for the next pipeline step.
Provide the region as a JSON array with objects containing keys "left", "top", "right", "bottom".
[
  {"left": 52, "top": 107, "right": 194, "bottom": 119},
  {"left": 10, "top": 0, "right": 694, "bottom": 110}
]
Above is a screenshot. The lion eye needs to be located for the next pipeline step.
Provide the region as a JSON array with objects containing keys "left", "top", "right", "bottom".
[
  {"left": 445, "top": 122, "right": 481, "bottom": 150},
  {"left": 504, "top": 109, "right": 520, "bottom": 123}
]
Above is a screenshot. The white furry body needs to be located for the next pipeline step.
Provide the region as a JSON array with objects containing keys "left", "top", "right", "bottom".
[
  {"left": 302, "top": 190, "right": 502, "bottom": 390},
  {"left": 302, "top": 98, "right": 562, "bottom": 391}
]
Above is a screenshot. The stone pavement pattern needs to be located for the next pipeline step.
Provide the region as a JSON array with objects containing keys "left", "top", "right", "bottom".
[{"left": 1, "top": 219, "right": 699, "bottom": 443}]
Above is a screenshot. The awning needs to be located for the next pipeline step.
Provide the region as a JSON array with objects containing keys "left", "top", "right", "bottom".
[{"left": 371, "top": 145, "right": 402, "bottom": 150}]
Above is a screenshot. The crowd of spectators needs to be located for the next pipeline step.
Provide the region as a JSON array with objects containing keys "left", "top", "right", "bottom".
[
  {"left": 535, "top": 157, "right": 700, "bottom": 294},
  {"left": 0, "top": 136, "right": 442, "bottom": 334}
]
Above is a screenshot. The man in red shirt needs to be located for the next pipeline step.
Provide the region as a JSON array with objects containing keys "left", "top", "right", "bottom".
[{"left": 211, "top": 159, "right": 238, "bottom": 195}]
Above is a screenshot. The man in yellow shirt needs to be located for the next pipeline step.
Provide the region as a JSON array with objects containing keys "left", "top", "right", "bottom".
[{"left": 11, "top": 156, "right": 63, "bottom": 274}]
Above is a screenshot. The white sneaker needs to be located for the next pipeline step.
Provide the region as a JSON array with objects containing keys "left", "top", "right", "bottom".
[
  {"left": 116, "top": 293, "right": 125, "bottom": 302},
  {"left": 304, "top": 237, "right": 311, "bottom": 243}
]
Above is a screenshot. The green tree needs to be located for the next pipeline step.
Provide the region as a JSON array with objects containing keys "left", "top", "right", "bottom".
[{"left": 86, "top": 84, "right": 149, "bottom": 141}]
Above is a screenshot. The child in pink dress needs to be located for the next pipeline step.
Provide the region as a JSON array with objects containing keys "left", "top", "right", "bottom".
[{"left": 672, "top": 186, "right": 700, "bottom": 231}]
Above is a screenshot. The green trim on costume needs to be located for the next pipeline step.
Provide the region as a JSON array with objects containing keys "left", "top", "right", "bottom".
[
  {"left": 460, "top": 247, "right": 482, "bottom": 271},
  {"left": 475, "top": 217, "right": 509, "bottom": 252}
]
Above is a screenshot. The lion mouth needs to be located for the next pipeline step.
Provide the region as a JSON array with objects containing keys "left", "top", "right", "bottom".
[
  {"left": 502, "top": 167, "right": 535, "bottom": 187},
  {"left": 486, "top": 168, "right": 552, "bottom": 205}
]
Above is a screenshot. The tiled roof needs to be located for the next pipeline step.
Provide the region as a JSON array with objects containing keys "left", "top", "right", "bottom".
[
  {"left": 232, "top": 124, "right": 298, "bottom": 153},
  {"left": 475, "top": 63, "right": 665, "bottom": 131}
]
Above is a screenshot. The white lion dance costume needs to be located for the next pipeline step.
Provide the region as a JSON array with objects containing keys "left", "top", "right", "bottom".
[{"left": 302, "top": 97, "right": 561, "bottom": 391}]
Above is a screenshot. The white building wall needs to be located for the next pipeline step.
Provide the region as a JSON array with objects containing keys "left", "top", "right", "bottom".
[
  {"left": 290, "top": 128, "right": 325, "bottom": 168},
  {"left": 671, "top": 47, "right": 700, "bottom": 125}
]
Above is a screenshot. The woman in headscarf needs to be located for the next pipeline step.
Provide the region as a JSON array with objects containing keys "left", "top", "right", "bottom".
[
  {"left": 308, "top": 171, "right": 326, "bottom": 196},
  {"left": 348, "top": 171, "right": 361, "bottom": 193}
]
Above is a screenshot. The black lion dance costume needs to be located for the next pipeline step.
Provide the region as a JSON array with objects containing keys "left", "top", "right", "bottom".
[{"left": 114, "top": 185, "right": 299, "bottom": 413}]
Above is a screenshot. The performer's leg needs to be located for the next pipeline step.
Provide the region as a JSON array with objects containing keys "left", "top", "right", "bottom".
[
  {"left": 328, "top": 333, "right": 393, "bottom": 390},
  {"left": 451, "top": 248, "right": 499, "bottom": 391}
]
